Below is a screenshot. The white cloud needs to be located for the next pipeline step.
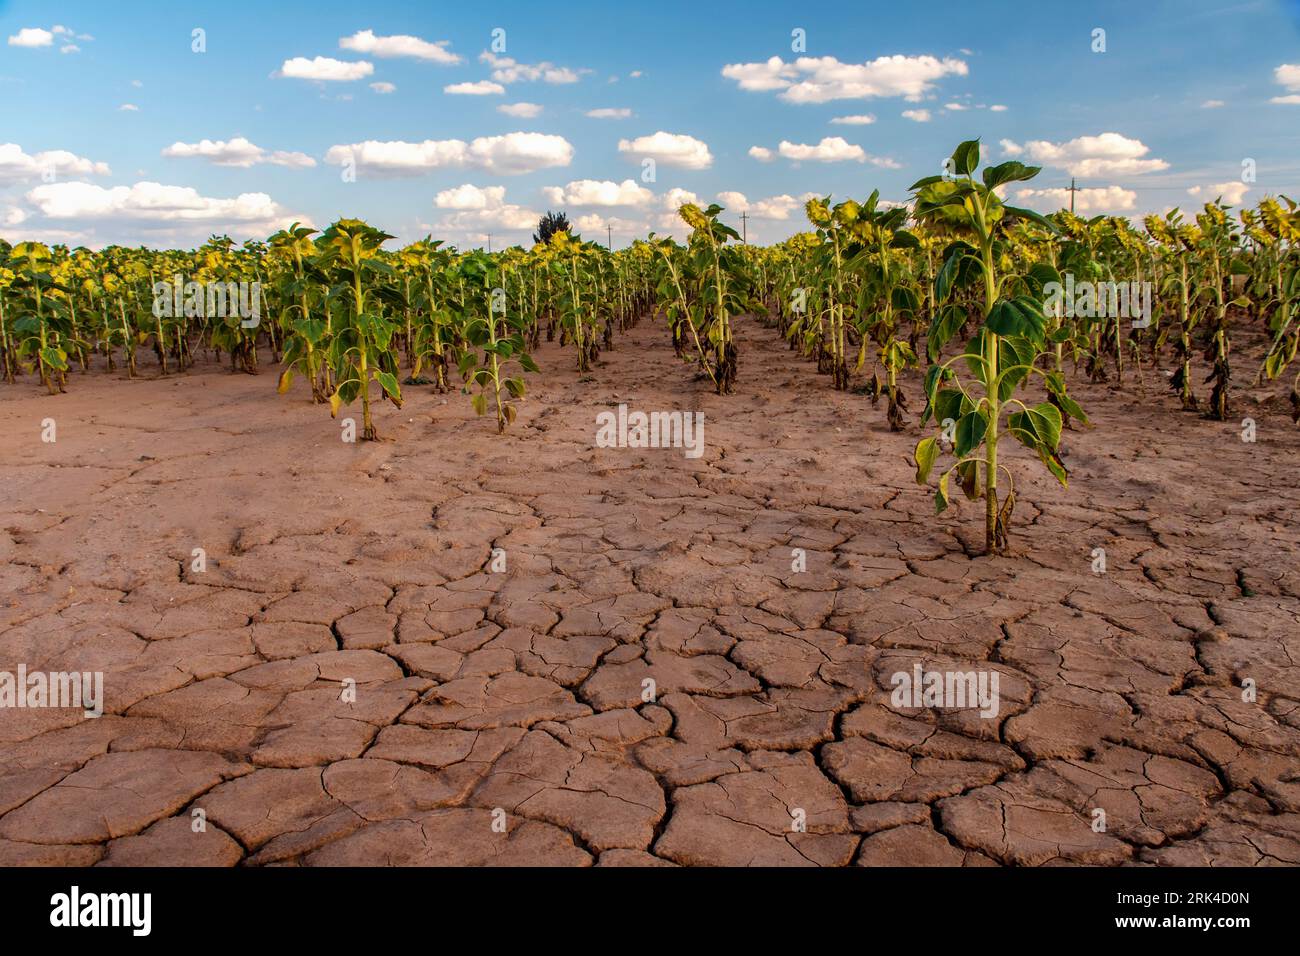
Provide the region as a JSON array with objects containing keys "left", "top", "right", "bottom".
[
  {"left": 468, "top": 133, "right": 574, "bottom": 174},
  {"left": 749, "top": 137, "right": 897, "bottom": 166},
  {"left": 715, "top": 190, "right": 801, "bottom": 220},
  {"left": 434, "top": 183, "right": 507, "bottom": 210},
  {"left": 1276, "top": 64, "right": 1300, "bottom": 86},
  {"left": 324, "top": 132, "right": 574, "bottom": 176},
  {"left": 586, "top": 108, "right": 633, "bottom": 119},
  {"left": 629, "top": 70, "right": 642, "bottom": 78},
  {"left": 1000, "top": 132, "right": 1168, "bottom": 177},
  {"left": 370, "top": 81, "right": 396, "bottom": 94},
  {"left": 1271, "top": 64, "right": 1300, "bottom": 104},
  {"left": 431, "top": 184, "right": 539, "bottom": 234},
  {"left": 445, "top": 80, "right": 505, "bottom": 96},
  {"left": 339, "top": 29, "right": 459, "bottom": 64},
  {"left": 660, "top": 187, "right": 700, "bottom": 211},
  {"left": 0, "top": 143, "right": 111, "bottom": 184},
  {"left": 1201, "top": 99, "right": 1224, "bottom": 109},
  {"left": 162, "top": 137, "right": 315, "bottom": 169},
  {"left": 1188, "top": 182, "right": 1250, "bottom": 206},
  {"left": 8, "top": 28, "right": 54, "bottom": 47},
  {"left": 542, "top": 178, "right": 653, "bottom": 207},
  {"left": 944, "top": 102, "right": 968, "bottom": 111},
  {"left": 60, "top": 44, "right": 80, "bottom": 54},
  {"left": 989, "top": 104, "right": 1008, "bottom": 112},
  {"left": 279, "top": 56, "right": 373, "bottom": 82},
  {"left": 1017, "top": 185, "right": 1137, "bottom": 213},
  {"left": 498, "top": 102, "right": 543, "bottom": 118},
  {"left": 131, "top": 79, "right": 143, "bottom": 88},
  {"left": 617, "top": 131, "right": 712, "bottom": 170},
  {"left": 118, "top": 103, "right": 139, "bottom": 112},
  {"left": 777, "top": 137, "right": 867, "bottom": 163},
  {"left": 830, "top": 114, "right": 876, "bottom": 125},
  {"left": 716, "top": 190, "right": 748, "bottom": 210},
  {"left": 721, "top": 54, "right": 967, "bottom": 104},
  {"left": 17, "top": 180, "right": 307, "bottom": 246},
  {"left": 480, "top": 51, "right": 583, "bottom": 84},
  {"left": 902, "top": 109, "right": 931, "bottom": 122}
]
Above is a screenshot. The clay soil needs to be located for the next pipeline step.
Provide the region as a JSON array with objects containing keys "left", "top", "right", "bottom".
[{"left": 1, "top": 317, "right": 1298, "bottom": 867}]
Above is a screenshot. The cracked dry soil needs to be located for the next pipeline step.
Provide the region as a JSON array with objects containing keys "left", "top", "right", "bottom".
[{"left": 1, "top": 316, "right": 1298, "bottom": 867}]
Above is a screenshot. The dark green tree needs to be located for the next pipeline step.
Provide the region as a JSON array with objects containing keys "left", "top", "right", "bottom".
[{"left": 534, "top": 211, "right": 572, "bottom": 245}]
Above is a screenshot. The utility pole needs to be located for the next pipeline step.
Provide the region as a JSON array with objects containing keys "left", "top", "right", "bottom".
[
  {"left": 486, "top": 232, "right": 492, "bottom": 254},
  {"left": 1067, "top": 178, "right": 1080, "bottom": 215},
  {"left": 740, "top": 211, "right": 749, "bottom": 244},
  {"left": 607, "top": 224, "right": 612, "bottom": 250}
]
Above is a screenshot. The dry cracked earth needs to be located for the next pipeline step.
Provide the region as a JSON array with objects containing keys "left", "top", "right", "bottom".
[{"left": 1, "top": 316, "right": 1298, "bottom": 868}]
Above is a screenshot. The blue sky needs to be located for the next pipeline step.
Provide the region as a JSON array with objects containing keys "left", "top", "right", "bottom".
[{"left": 1, "top": 0, "right": 1298, "bottom": 249}]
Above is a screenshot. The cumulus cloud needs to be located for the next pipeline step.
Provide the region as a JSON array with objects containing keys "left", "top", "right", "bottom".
[
  {"left": 324, "top": 132, "right": 574, "bottom": 176},
  {"left": 748, "top": 137, "right": 898, "bottom": 166},
  {"left": 830, "top": 114, "right": 875, "bottom": 125},
  {"left": 989, "top": 104, "right": 1008, "bottom": 112},
  {"left": 999, "top": 132, "right": 1168, "bottom": 177},
  {"left": 370, "top": 81, "right": 396, "bottom": 94},
  {"left": 617, "top": 131, "right": 712, "bottom": 169},
  {"left": 660, "top": 187, "right": 700, "bottom": 211},
  {"left": 434, "top": 183, "right": 507, "bottom": 210},
  {"left": 1016, "top": 185, "right": 1137, "bottom": 214},
  {"left": 429, "top": 184, "right": 539, "bottom": 234},
  {"left": 777, "top": 137, "right": 867, "bottom": 163},
  {"left": 162, "top": 137, "right": 315, "bottom": 169},
  {"left": 339, "top": 29, "right": 460, "bottom": 64},
  {"left": 498, "top": 102, "right": 542, "bottom": 117},
  {"left": 901, "top": 109, "right": 931, "bottom": 122},
  {"left": 1201, "top": 99, "right": 1224, "bottom": 109},
  {"left": 480, "top": 51, "right": 584, "bottom": 84},
  {"left": 279, "top": 56, "right": 373, "bottom": 81},
  {"left": 8, "top": 27, "right": 53, "bottom": 47},
  {"left": 0, "top": 143, "right": 111, "bottom": 184},
  {"left": 542, "top": 178, "right": 654, "bottom": 207},
  {"left": 6, "top": 25, "right": 91, "bottom": 54},
  {"left": 118, "top": 103, "right": 139, "bottom": 112},
  {"left": 15, "top": 180, "right": 307, "bottom": 246},
  {"left": 721, "top": 54, "right": 967, "bottom": 103},
  {"left": 445, "top": 80, "right": 505, "bottom": 96},
  {"left": 715, "top": 190, "right": 801, "bottom": 219},
  {"left": 586, "top": 107, "right": 632, "bottom": 119},
  {"left": 1271, "top": 64, "right": 1300, "bottom": 104},
  {"left": 1188, "top": 182, "right": 1251, "bottom": 206}
]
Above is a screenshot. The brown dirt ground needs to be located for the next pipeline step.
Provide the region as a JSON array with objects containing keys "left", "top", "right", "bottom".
[{"left": 1, "top": 317, "right": 1298, "bottom": 867}]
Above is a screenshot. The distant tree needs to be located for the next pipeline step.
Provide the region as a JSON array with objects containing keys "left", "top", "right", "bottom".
[{"left": 534, "top": 211, "right": 572, "bottom": 245}]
